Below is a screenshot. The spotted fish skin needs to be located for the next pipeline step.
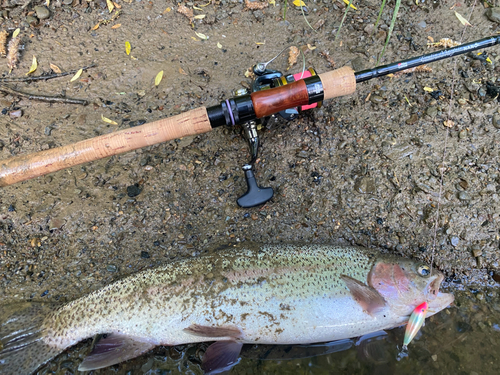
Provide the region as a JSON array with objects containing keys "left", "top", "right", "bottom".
[{"left": 0, "top": 243, "right": 454, "bottom": 374}]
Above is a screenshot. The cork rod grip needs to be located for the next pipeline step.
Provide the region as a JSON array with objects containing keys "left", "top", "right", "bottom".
[
  {"left": 318, "top": 66, "right": 356, "bottom": 100},
  {"left": 0, "top": 107, "right": 212, "bottom": 187}
]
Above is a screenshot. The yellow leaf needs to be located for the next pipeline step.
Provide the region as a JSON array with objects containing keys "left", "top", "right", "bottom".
[
  {"left": 92, "top": 23, "right": 100, "bottom": 30},
  {"left": 101, "top": 114, "right": 118, "bottom": 125},
  {"left": 163, "top": 7, "right": 171, "bottom": 13},
  {"left": 111, "top": 24, "right": 122, "bottom": 29},
  {"left": 423, "top": 87, "right": 435, "bottom": 92},
  {"left": 443, "top": 120, "right": 455, "bottom": 128},
  {"left": 486, "top": 57, "right": 492, "bottom": 64},
  {"left": 155, "top": 70, "right": 164, "bottom": 86},
  {"left": 255, "top": 41, "right": 266, "bottom": 45},
  {"left": 125, "top": 41, "right": 131, "bottom": 55},
  {"left": 106, "top": 0, "right": 114, "bottom": 12},
  {"left": 195, "top": 31, "right": 208, "bottom": 40},
  {"left": 194, "top": 15, "right": 206, "bottom": 19},
  {"left": 191, "top": 37, "right": 198, "bottom": 41},
  {"left": 293, "top": 0, "right": 306, "bottom": 6},
  {"left": 200, "top": 1, "right": 211, "bottom": 6},
  {"left": 193, "top": 6, "right": 203, "bottom": 10},
  {"left": 12, "top": 28, "right": 20, "bottom": 38},
  {"left": 269, "top": 0, "right": 275, "bottom": 5},
  {"left": 179, "top": 67, "right": 187, "bottom": 75},
  {"left": 45, "top": 0, "right": 50, "bottom": 6},
  {"left": 113, "top": 1, "right": 121, "bottom": 8},
  {"left": 455, "top": 11, "right": 472, "bottom": 27},
  {"left": 26, "top": 55, "right": 37, "bottom": 75},
  {"left": 50, "top": 63, "right": 61, "bottom": 73},
  {"left": 342, "top": 0, "right": 357, "bottom": 10},
  {"left": 70, "top": 68, "right": 83, "bottom": 82},
  {"left": 307, "top": 43, "right": 316, "bottom": 50},
  {"left": 217, "top": 42, "right": 222, "bottom": 48}
]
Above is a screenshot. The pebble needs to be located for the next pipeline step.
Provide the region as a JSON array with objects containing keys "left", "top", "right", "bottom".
[
  {"left": 426, "top": 106, "right": 438, "bottom": 117},
  {"left": 485, "top": 7, "right": 500, "bottom": 23},
  {"left": 405, "top": 113, "right": 418, "bottom": 125},
  {"left": 9, "top": 109, "right": 22, "bottom": 119},
  {"left": 106, "top": 264, "right": 118, "bottom": 272},
  {"left": 354, "top": 177, "right": 376, "bottom": 194},
  {"left": 472, "top": 246, "right": 483, "bottom": 257},
  {"left": 34, "top": 6, "right": 50, "bottom": 20},
  {"left": 369, "top": 95, "right": 384, "bottom": 104},
  {"left": 493, "top": 114, "right": 500, "bottom": 129},
  {"left": 26, "top": 15, "right": 38, "bottom": 25},
  {"left": 140, "top": 251, "right": 150, "bottom": 258},
  {"left": 450, "top": 236, "right": 459, "bottom": 247},
  {"left": 458, "top": 129, "right": 467, "bottom": 139},
  {"left": 127, "top": 184, "right": 142, "bottom": 197},
  {"left": 351, "top": 57, "right": 366, "bottom": 72},
  {"left": 63, "top": 0, "right": 74, "bottom": 4},
  {"left": 458, "top": 191, "right": 470, "bottom": 201},
  {"left": 417, "top": 20, "right": 427, "bottom": 28}
]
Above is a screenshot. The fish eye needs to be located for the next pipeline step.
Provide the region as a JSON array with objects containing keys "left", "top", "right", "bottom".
[{"left": 417, "top": 264, "right": 431, "bottom": 277}]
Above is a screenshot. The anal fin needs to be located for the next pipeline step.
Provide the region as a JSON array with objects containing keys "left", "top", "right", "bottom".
[
  {"left": 203, "top": 340, "right": 243, "bottom": 375},
  {"left": 341, "top": 275, "right": 387, "bottom": 315},
  {"left": 78, "top": 333, "right": 155, "bottom": 371}
]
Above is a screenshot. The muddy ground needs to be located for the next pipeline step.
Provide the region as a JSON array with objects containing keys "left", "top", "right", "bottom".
[{"left": 0, "top": 0, "right": 500, "bottom": 373}]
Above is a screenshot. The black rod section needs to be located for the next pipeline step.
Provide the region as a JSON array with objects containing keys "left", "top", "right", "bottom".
[{"left": 355, "top": 35, "right": 500, "bottom": 83}]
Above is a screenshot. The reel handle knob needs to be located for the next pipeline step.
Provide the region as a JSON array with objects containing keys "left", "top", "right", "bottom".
[{"left": 237, "top": 165, "right": 274, "bottom": 208}]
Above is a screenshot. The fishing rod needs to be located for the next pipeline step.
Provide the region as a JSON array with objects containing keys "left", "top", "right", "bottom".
[{"left": 0, "top": 35, "right": 499, "bottom": 207}]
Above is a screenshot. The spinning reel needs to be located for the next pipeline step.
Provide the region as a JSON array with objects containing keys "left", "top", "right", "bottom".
[{"left": 235, "top": 50, "right": 322, "bottom": 208}]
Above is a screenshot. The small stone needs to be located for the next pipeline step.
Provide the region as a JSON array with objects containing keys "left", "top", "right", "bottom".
[
  {"left": 472, "top": 246, "right": 482, "bottom": 257},
  {"left": 458, "top": 191, "right": 470, "bottom": 201},
  {"left": 369, "top": 95, "right": 384, "bottom": 104},
  {"left": 127, "top": 184, "right": 142, "bottom": 197},
  {"left": 405, "top": 113, "right": 418, "bottom": 125},
  {"left": 493, "top": 114, "right": 500, "bottom": 129},
  {"left": 426, "top": 106, "right": 438, "bottom": 117},
  {"left": 140, "top": 251, "right": 150, "bottom": 258},
  {"left": 106, "top": 264, "right": 118, "bottom": 272},
  {"left": 351, "top": 57, "right": 366, "bottom": 72},
  {"left": 9, "top": 109, "right": 22, "bottom": 119},
  {"left": 450, "top": 236, "right": 459, "bottom": 247},
  {"left": 34, "top": 6, "right": 50, "bottom": 20},
  {"left": 485, "top": 8, "right": 500, "bottom": 23},
  {"left": 458, "top": 129, "right": 467, "bottom": 139},
  {"left": 26, "top": 15, "right": 38, "bottom": 25},
  {"left": 63, "top": 0, "right": 74, "bottom": 4},
  {"left": 354, "top": 177, "right": 376, "bottom": 194},
  {"left": 431, "top": 354, "right": 437, "bottom": 361},
  {"left": 363, "top": 24, "right": 375, "bottom": 34},
  {"left": 417, "top": 20, "right": 427, "bottom": 28}
]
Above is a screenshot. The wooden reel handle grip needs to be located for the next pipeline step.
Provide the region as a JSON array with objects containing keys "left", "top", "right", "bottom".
[
  {"left": 0, "top": 107, "right": 212, "bottom": 187},
  {"left": 318, "top": 66, "right": 356, "bottom": 100}
]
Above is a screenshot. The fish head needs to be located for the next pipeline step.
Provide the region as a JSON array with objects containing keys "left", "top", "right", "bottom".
[{"left": 368, "top": 258, "right": 454, "bottom": 317}]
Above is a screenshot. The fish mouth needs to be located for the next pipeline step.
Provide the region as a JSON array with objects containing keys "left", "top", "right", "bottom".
[{"left": 426, "top": 272, "right": 454, "bottom": 315}]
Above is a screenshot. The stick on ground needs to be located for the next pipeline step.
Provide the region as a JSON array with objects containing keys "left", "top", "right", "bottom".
[{"left": 0, "top": 85, "right": 89, "bottom": 105}]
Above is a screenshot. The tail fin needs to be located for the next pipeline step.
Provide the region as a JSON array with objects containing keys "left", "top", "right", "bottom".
[{"left": 0, "top": 302, "right": 62, "bottom": 375}]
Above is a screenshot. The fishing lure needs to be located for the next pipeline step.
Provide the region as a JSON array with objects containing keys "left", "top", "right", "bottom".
[{"left": 403, "top": 301, "right": 428, "bottom": 349}]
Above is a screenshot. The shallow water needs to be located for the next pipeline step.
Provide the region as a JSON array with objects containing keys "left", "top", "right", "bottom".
[{"left": 33, "top": 287, "right": 500, "bottom": 375}]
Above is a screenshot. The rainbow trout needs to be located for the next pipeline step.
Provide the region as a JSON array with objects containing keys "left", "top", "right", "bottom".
[{"left": 0, "top": 243, "right": 454, "bottom": 374}]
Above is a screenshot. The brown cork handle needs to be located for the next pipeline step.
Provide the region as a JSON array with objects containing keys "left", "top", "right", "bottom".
[
  {"left": 0, "top": 107, "right": 212, "bottom": 187},
  {"left": 318, "top": 66, "right": 356, "bottom": 100}
]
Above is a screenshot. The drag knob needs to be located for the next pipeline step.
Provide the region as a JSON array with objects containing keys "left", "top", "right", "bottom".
[{"left": 237, "top": 165, "right": 274, "bottom": 208}]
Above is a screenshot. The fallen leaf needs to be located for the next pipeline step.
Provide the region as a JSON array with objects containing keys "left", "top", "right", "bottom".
[
  {"left": 70, "top": 68, "right": 83, "bottom": 82},
  {"left": 455, "top": 11, "right": 472, "bottom": 27},
  {"left": 179, "top": 67, "right": 187, "bottom": 75},
  {"left": 342, "top": 0, "right": 357, "bottom": 10},
  {"left": 443, "top": 120, "right": 455, "bottom": 128},
  {"left": 12, "top": 28, "right": 20, "bottom": 38},
  {"left": 106, "top": 0, "right": 114, "bottom": 12},
  {"left": 194, "top": 14, "right": 206, "bottom": 19},
  {"left": 155, "top": 70, "right": 164, "bottom": 86},
  {"left": 50, "top": 63, "right": 61, "bottom": 73},
  {"left": 113, "top": 1, "right": 121, "bottom": 8},
  {"left": 111, "top": 24, "right": 122, "bottom": 29},
  {"left": 163, "top": 7, "right": 171, "bottom": 13},
  {"left": 125, "top": 41, "right": 131, "bottom": 55},
  {"left": 423, "top": 87, "right": 435, "bottom": 92},
  {"left": 200, "top": 0, "right": 211, "bottom": 6},
  {"left": 255, "top": 41, "right": 265, "bottom": 45},
  {"left": 193, "top": 6, "right": 203, "bottom": 10},
  {"left": 486, "top": 57, "right": 492, "bottom": 64},
  {"left": 101, "top": 114, "right": 118, "bottom": 125},
  {"left": 269, "top": 0, "right": 275, "bottom": 5},
  {"left": 427, "top": 36, "right": 434, "bottom": 43},
  {"left": 195, "top": 31, "right": 209, "bottom": 40},
  {"left": 92, "top": 23, "right": 100, "bottom": 31},
  {"left": 307, "top": 43, "right": 316, "bottom": 50},
  {"left": 293, "top": 0, "right": 306, "bottom": 6},
  {"left": 217, "top": 42, "right": 222, "bottom": 48},
  {"left": 45, "top": 0, "right": 50, "bottom": 6},
  {"left": 191, "top": 37, "right": 198, "bottom": 41},
  {"left": 26, "top": 55, "right": 37, "bottom": 75}
]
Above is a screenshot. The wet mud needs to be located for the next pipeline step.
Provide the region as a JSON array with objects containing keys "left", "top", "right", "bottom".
[{"left": 1, "top": 0, "right": 500, "bottom": 373}]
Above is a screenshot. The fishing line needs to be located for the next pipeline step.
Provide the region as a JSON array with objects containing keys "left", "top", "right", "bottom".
[{"left": 430, "top": 0, "right": 478, "bottom": 276}]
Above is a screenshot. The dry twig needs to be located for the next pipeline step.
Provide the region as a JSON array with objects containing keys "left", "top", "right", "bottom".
[
  {"left": 0, "top": 63, "right": 96, "bottom": 83},
  {"left": 0, "top": 85, "right": 89, "bottom": 105}
]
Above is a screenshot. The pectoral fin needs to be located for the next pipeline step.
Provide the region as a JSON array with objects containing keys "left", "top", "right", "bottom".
[
  {"left": 341, "top": 275, "right": 387, "bottom": 315},
  {"left": 183, "top": 324, "right": 242, "bottom": 338},
  {"left": 203, "top": 340, "right": 243, "bottom": 374},
  {"left": 78, "top": 333, "right": 155, "bottom": 371}
]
